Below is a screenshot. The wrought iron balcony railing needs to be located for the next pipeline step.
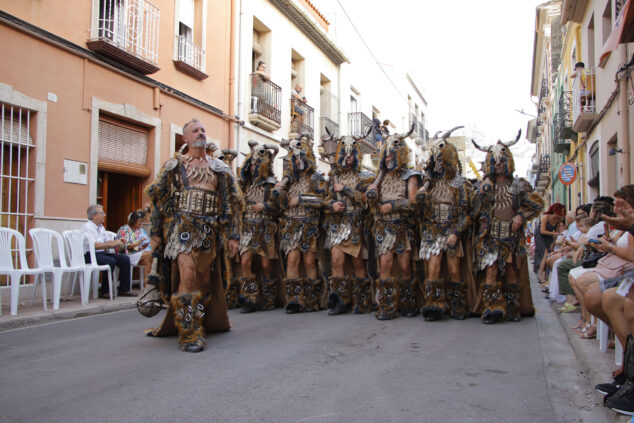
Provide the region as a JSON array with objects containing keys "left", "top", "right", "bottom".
[
  {"left": 290, "top": 99, "right": 314, "bottom": 138},
  {"left": 534, "top": 154, "right": 551, "bottom": 190},
  {"left": 320, "top": 117, "right": 339, "bottom": 138},
  {"left": 249, "top": 74, "right": 282, "bottom": 130},
  {"left": 174, "top": 35, "right": 206, "bottom": 79},
  {"left": 572, "top": 67, "right": 597, "bottom": 132},
  {"left": 348, "top": 112, "right": 378, "bottom": 152},
  {"left": 87, "top": 0, "right": 160, "bottom": 74},
  {"left": 553, "top": 91, "right": 576, "bottom": 153}
]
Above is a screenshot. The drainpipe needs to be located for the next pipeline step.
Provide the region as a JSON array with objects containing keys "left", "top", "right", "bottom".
[
  {"left": 619, "top": 45, "right": 631, "bottom": 185},
  {"left": 233, "top": 0, "right": 245, "bottom": 169},
  {"left": 229, "top": 0, "right": 236, "bottom": 158}
]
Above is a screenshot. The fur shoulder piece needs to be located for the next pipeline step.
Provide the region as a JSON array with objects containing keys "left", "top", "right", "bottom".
[
  {"left": 450, "top": 175, "right": 468, "bottom": 188},
  {"left": 164, "top": 157, "right": 179, "bottom": 171},
  {"left": 360, "top": 170, "right": 376, "bottom": 180},
  {"left": 509, "top": 177, "right": 532, "bottom": 195},
  {"left": 209, "top": 158, "right": 233, "bottom": 176},
  {"left": 401, "top": 168, "right": 423, "bottom": 181}
]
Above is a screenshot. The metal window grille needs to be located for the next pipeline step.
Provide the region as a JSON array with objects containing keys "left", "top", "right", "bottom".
[
  {"left": 176, "top": 34, "right": 206, "bottom": 72},
  {"left": 98, "top": 119, "right": 148, "bottom": 165},
  {"left": 90, "top": 0, "right": 161, "bottom": 65}
]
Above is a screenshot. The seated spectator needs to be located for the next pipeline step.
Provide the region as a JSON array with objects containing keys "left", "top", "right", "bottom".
[
  {"left": 116, "top": 209, "right": 152, "bottom": 285},
  {"left": 81, "top": 204, "right": 134, "bottom": 297}
]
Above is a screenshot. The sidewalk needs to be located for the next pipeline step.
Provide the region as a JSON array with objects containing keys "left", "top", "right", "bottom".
[{"left": 0, "top": 294, "right": 136, "bottom": 332}]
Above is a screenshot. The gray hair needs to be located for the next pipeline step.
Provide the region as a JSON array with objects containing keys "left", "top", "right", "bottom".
[
  {"left": 182, "top": 118, "right": 200, "bottom": 134},
  {"left": 87, "top": 204, "right": 103, "bottom": 219}
]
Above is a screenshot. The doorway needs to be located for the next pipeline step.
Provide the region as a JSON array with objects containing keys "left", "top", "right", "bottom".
[{"left": 97, "top": 170, "right": 144, "bottom": 232}]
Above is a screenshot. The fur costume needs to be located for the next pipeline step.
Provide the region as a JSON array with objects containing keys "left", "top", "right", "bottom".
[
  {"left": 322, "top": 134, "right": 375, "bottom": 314},
  {"left": 237, "top": 141, "right": 281, "bottom": 311},
  {"left": 273, "top": 136, "right": 327, "bottom": 312},
  {"left": 471, "top": 131, "right": 544, "bottom": 322},
  {"left": 416, "top": 127, "right": 474, "bottom": 320},
  {"left": 144, "top": 152, "right": 241, "bottom": 344},
  {"left": 367, "top": 126, "right": 421, "bottom": 320}
]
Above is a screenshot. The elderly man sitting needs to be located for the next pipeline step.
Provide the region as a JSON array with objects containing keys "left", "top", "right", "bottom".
[{"left": 81, "top": 204, "right": 134, "bottom": 298}]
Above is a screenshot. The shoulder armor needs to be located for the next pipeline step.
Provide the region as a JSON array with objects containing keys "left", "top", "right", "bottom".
[
  {"left": 450, "top": 175, "right": 467, "bottom": 188},
  {"left": 360, "top": 170, "right": 376, "bottom": 180},
  {"left": 163, "top": 158, "right": 179, "bottom": 171},
  {"left": 209, "top": 158, "right": 233, "bottom": 176},
  {"left": 311, "top": 171, "right": 326, "bottom": 182},
  {"left": 401, "top": 168, "right": 422, "bottom": 181}
]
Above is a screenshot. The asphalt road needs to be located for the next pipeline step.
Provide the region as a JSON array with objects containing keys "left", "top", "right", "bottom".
[{"left": 0, "top": 295, "right": 606, "bottom": 423}]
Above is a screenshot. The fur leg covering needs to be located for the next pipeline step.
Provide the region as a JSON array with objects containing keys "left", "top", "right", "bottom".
[
  {"left": 173, "top": 291, "right": 206, "bottom": 353},
  {"left": 226, "top": 277, "right": 240, "bottom": 309},
  {"left": 258, "top": 277, "right": 277, "bottom": 311},
  {"left": 446, "top": 281, "right": 468, "bottom": 320},
  {"left": 327, "top": 276, "right": 351, "bottom": 315},
  {"left": 304, "top": 278, "right": 324, "bottom": 312},
  {"left": 504, "top": 283, "right": 521, "bottom": 322},
  {"left": 352, "top": 277, "right": 372, "bottom": 314},
  {"left": 481, "top": 281, "right": 505, "bottom": 324},
  {"left": 375, "top": 277, "right": 398, "bottom": 320},
  {"left": 399, "top": 278, "right": 419, "bottom": 317},
  {"left": 239, "top": 275, "right": 258, "bottom": 313},
  {"left": 421, "top": 279, "right": 447, "bottom": 321},
  {"left": 285, "top": 278, "right": 305, "bottom": 313}
]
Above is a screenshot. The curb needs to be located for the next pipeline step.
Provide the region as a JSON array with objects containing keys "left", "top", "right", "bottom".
[{"left": 0, "top": 300, "right": 136, "bottom": 332}]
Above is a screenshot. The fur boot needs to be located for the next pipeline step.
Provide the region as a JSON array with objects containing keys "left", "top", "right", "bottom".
[
  {"left": 327, "top": 276, "right": 350, "bottom": 315},
  {"left": 304, "top": 278, "right": 324, "bottom": 312},
  {"left": 375, "top": 277, "right": 398, "bottom": 320},
  {"left": 285, "top": 277, "right": 305, "bottom": 314},
  {"left": 172, "top": 291, "right": 206, "bottom": 353},
  {"left": 421, "top": 279, "right": 447, "bottom": 321},
  {"left": 446, "top": 281, "right": 468, "bottom": 320},
  {"left": 481, "top": 281, "right": 505, "bottom": 324},
  {"left": 352, "top": 277, "right": 372, "bottom": 314},
  {"left": 226, "top": 277, "right": 240, "bottom": 309},
  {"left": 258, "top": 277, "right": 277, "bottom": 311},
  {"left": 504, "top": 283, "right": 521, "bottom": 322},
  {"left": 399, "top": 278, "right": 419, "bottom": 317},
  {"left": 239, "top": 275, "right": 258, "bottom": 313}
]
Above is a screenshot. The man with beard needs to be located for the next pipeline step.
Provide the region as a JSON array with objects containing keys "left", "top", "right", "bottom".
[
  {"left": 366, "top": 125, "right": 420, "bottom": 320},
  {"left": 416, "top": 126, "right": 473, "bottom": 321},
  {"left": 273, "top": 136, "right": 327, "bottom": 313},
  {"left": 323, "top": 134, "right": 375, "bottom": 315},
  {"left": 144, "top": 118, "right": 241, "bottom": 352},
  {"left": 471, "top": 131, "right": 544, "bottom": 324},
  {"left": 236, "top": 140, "right": 280, "bottom": 313}
]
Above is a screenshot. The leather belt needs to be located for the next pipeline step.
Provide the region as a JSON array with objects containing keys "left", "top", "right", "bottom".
[
  {"left": 176, "top": 189, "right": 219, "bottom": 215},
  {"left": 489, "top": 218, "right": 513, "bottom": 239}
]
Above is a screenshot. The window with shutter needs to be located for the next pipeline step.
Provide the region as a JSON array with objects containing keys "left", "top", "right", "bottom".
[{"left": 98, "top": 117, "right": 150, "bottom": 177}]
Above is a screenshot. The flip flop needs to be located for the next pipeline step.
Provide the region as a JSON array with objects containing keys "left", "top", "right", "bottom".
[
  {"left": 580, "top": 326, "right": 597, "bottom": 339},
  {"left": 560, "top": 303, "right": 579, "bottom": 313}
]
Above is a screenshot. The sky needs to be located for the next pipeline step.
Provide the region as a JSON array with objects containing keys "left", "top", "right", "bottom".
[{"left": 328, "top": 0, "right": 546, "bottom": 177}]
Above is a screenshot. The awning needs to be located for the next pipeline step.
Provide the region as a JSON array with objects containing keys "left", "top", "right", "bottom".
[{"left": 599, "top": 0, "right": 632, "bottom": 67}]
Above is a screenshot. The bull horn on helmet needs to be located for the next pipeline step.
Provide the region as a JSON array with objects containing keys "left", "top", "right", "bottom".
[
  {"left": 399, "top": 123, "right": 415, "bottom": 139},
  {"left": 440, "top": 125, "right": 464, "bottom": 140},
  {"left": 432, "top": 130, "right": 442, "bottom": 140},
  {"left": 324, "top": 126, "right": 332, "bottom": 138},
  {"left": 264, "top": 143, "right": 279, "bottom": 157},
  {"left": 471, "top": 139, "right": 489, "bottom": 152},
  {"left": 502, "top": 129, "right": 522, "bottom": 147},
  {"left": 247, "top": 140, "right": 258, "bottom": 152}
]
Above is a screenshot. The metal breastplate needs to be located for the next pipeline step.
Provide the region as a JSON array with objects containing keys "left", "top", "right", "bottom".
[
  {"left": 176, "top": 188, "right": 219, "bottom": 215},
  {"left": 380, "top": 172, "right": 406, "bottom": 202},
  {"left": 492, "top": 183, "right": 514, "bottom": 219},
  {"left": 244, "top": 183, "right": 266, "bottom": 220}
]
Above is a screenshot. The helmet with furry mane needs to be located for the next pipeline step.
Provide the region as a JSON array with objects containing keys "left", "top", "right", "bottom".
[
  {"left": 379, "top": 124, "right": 415, "bottom": 172},
  {"left": 425, "top": 126, "right": 463, "bottom": 179},
  {"left": 283, "top": 134, "right": 317, "bottom": 182},
  {"left": 471, "top": 129, "right": 521, "bottom": 178},
  {"left": 240, "top": 140, "right": 279, "bottom": 182},
  {"left": 334, "top": 135, "right": 364, "bottom": 173}
]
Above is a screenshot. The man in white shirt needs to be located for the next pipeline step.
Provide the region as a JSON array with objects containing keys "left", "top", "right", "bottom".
[{"left": 80, "top": 204, "right": 133, "bottom": 297}]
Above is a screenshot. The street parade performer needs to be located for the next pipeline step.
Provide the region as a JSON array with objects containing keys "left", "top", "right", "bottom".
[
  {"left": 143, "top": 118, "right": 241, "bottom": 352},
  {"left": 416, "top": 126, "right": 474, "bottom": 321},
  {"left": 273, "top": 135, "right": 327, "bottom": 313},
  {"left": 366, "top": 125, "right": 421, "bottom": 320},
  {"left": 236, "top": 140, "right": 281, "bottom": 313},
  {"left": 471, "top": 130, "right": 544, "bottom": 324},
  {"left": 322, "top": 132, "right": 375, "bottom": 315}
]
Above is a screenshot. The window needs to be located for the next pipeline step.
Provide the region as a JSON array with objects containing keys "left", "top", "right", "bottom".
[
  {"left": 174, "top": 0, "right": 207, "bottom": 78},
  {"left": 603, "top": 2, "right": 613, "bottom": 44},
  {"left": 0, "top": 104, "right": 35, "bottom": 236},
  {"left": 587, "top": 15, "right": 595, "bottom": 68},
  {"left": 588, "top": 140, "right": 600, "bottom": 190}
]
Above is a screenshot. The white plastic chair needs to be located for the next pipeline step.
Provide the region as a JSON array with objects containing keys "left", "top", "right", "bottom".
[
  {"left": 62, "top": 230, "right": 113, "bottom": 304},
  {"left": 29, "top": 228, "right": 84, "bottom": 310},
  {"left": 0, "top": 228, "right": 46, "bottom": 315}
]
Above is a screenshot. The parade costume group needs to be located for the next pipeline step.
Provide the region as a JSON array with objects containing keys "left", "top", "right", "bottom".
[{"left": 139, "top": 119, "right": 544, "bottom": 352}]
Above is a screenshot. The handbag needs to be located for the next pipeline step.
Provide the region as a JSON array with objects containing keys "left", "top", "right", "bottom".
[{"left": 581, "top": 250, "right": 607, "bottom": 268}]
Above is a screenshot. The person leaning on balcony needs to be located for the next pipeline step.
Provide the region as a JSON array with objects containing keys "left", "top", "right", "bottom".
[
  {"left": 291, "top": 84, "right": 305, "bottom": 115},
  {"left": 81, "top": 204, "right": 134, "bottom": 298},
  {"left": 251, "top": 61, "right": 270, "bottom": 113}
]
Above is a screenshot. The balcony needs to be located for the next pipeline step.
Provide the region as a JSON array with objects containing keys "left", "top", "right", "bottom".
[
  {"left": 320, "top": 117, "right": 339, "bottom": 138},
  {"left": 174, "top": 35, "right": 207, "bottom": 80},
  {"left": 87, "top": 0, "right": 160, "bottom": 74},
  {"left": 553, "top": 91, "right": 577, "bottom": 154},
  {"left": 534, "top": 154, "right": 551, "bottom": 195},
  {"left": 348, "top": 112, "right": 378, "bottom": 154},
  {"left": 416, "top": 120, "right": 425, "bottom": 140},
  {"left": 290, "top": 99, "right": 314, "bottom": 139},
  {"left": 249, "top": 74, "right": 282, "bottom": 132},
  {"left": 572, "top": 68, "right": 597, "bottom": 133},
  {"left": 320, "top": 89, "right": 339, "bottom": 137}
]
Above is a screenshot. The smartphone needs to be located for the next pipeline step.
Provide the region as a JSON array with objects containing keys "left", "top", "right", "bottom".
[{"left": 588, "top": 239, "right": 601, "bottom": 244}]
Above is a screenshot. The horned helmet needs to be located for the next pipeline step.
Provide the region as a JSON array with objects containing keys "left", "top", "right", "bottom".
[
  {"left": 425, "top": 126, "right": 463, "bottom": 179},
  {"left": 471, "top": 129, "right": 521, "bottom": 178},
  {"left": 380, "top": 124, "right": 414, "bottom": 172},
  {"left": 241, "top": 140, "right": 279, "bottom": 181},
  {"left": 282, "top": 134, "right": 317, "bottom": 181}
]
